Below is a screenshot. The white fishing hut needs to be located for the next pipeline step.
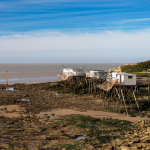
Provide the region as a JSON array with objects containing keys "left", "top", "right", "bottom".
[
  {"left": 86, "top": 69, "right": 107, "bottom": 79},
  {"left": 57, "top": 68, "right": 86, "bottom": 81},
  {"left": 61, "top": 68, "right": 86, "bottom": 76},
  {"left": 111, "top": 72, "right": 136, "bottom": 85}
]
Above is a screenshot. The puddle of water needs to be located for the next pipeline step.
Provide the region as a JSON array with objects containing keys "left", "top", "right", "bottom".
[
  {"left": 55, "top": 93, "right": 61, "bottom": 96},
  {"left": 2, "top": 135, "right": 6, "bottom": 136},
  {"left": 41, "top": 134, "right": 45, "bottom": 136},
  {"left": 48, "top": 114, "right": 57, "bottom": 118},
  {"left": 1, "top": 138, "right": 7, "bottom": 141},
  {"left": 32, "top": 140, "right": 39, "bottom": 143},
  {"left": 6, "top": 87, "right": 14, "bottom": 91},
  {"left": 41, "top": 144, "right": 47, "bottom": 148},
  {"left": 4, "top": 141, "right": 9, "bottom": 144},
  {"left": 22, "top": 137, "right": 25, "bottom": 139},
  {"left": 27, "top": 145, "right": 35, "bottom": 147},
  {"left": 76, "top": 137, "right": 87, "bottom": 140},
  {"left": 48, "top": 115, "right": 53, "bottom": 118},
  {"left": 20, "top": 99, "right": 29, "bottom": 101},
  {"left": 40, "top": 112, "right": 43, "bottom": 114}
]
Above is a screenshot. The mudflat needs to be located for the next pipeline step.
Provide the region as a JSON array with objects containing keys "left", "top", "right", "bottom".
[{"left": 0, "top": 82, "right": 150, "bottom": 149}]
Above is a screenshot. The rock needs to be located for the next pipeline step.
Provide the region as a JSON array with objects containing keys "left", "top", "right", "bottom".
[
  {"left": 147, "top": 127, "right": 150, "bottom": 132},
  {"left": 62, "top": 148, "right": 66, "bottom": 150},
  {"left": 142, "top": 138, "right": 150, "bottom": 143},
  {"left": 115, "top": 139, "right": 124, "bottom": 146},
  {"left": 114, "top": 146, "right": 121, "bottom": 150},
  {"left": 142, "top": 143, "right": 150, "bottom": 148},
  {"left": 120, "top": 146, "right": 128, "bottom": 150},
  {"left": 132, "top": 138, "right": 141, "bottom": 143}
]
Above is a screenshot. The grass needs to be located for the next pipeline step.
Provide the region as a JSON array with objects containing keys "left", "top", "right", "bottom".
[
  {"left": 1, "top": 114, "right": 138, "bottom": 150},
  {"left": 58, "top": 114, "right": 136, "bottom": 148},
  {"left": 59, "top": 143, "right": 86, "bottom": 150},
  {"left": 129, "top": 72, "right": 150, "bottom": 77}
]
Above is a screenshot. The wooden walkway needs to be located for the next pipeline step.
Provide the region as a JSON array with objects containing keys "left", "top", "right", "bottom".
[{"left": 136, "top": 78, "right": 150, "bottom": 85}]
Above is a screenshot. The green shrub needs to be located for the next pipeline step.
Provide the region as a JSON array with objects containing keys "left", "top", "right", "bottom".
[
  {"left": 121, "top": 65, "right": 137, "bottom": 73},
  {"left": 135, "top": 61, "right": 150, "bottom": 72}
]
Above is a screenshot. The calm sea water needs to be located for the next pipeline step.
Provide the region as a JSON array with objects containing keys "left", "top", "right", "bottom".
[{"left": 0, "top": 63, "right": 125, "bottom": 84}]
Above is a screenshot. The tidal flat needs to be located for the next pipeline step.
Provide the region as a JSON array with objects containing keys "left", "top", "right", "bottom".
[{"left": 0, "top": 82, "right": 150, "bottom": 150}]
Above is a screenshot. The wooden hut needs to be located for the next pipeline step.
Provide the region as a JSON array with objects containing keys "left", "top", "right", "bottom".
[{"left": 111, "top": 72, "right": 136, "bottom": 85}]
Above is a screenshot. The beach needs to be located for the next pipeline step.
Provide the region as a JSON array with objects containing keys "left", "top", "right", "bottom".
[
  {"left": 0, "top": 82, "right": 150, "bottom": 149},
  {"left": 0, "top": 63, "right": 150, "bottom": 149}
]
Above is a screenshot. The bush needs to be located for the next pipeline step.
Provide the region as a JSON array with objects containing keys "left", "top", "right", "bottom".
[
  {"left": 121, "top": 65, "right": 137, "bottom": 73},
  {"left": 135, "top": 61, "right": 150, "bottom": 72}
]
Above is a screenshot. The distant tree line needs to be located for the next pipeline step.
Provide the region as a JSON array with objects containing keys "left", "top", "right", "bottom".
[{"left": 121, "top": 60, "right": 150, "bottom": 72}]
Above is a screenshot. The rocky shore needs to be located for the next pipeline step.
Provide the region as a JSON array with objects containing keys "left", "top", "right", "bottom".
[{"left": 0, "top": 82, "right": 149, "bottom": 150}]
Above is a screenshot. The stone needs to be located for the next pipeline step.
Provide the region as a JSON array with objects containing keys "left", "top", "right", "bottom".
[
  {"left": 147, "top": 127, "right": 150, "bottom": 132},
  {"left": 132, "top": 138, "right": 141, "bottom": 143},
  {"left": 62, "top": 148, "right": 66, "bottom": 150},
  {"left": 115, "top": 139, "right": 124, "bottom": 146},
  {"left": 145, "top": 146, "right": 150, "bottom": 150},
  {"left": 142, "top": 138, "right": 150, "bottom": 143},
  {"left": 142, "top": 143, "right": 150, "bottom": 148},
  {"left": 114, "top": 146, "right": 120, "bottom": 150},
  {"left": 120, "top": 146, "right": 128, "bottom": 150}
]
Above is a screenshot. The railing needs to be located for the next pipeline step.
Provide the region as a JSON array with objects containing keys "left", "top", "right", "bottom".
[{"left": 136, "top": 78, "right": 150, "bottom": 85}]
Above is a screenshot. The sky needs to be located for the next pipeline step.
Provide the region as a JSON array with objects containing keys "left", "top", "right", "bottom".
[{"left": 0, "top": 0, "right": 150, "bottom": 63}]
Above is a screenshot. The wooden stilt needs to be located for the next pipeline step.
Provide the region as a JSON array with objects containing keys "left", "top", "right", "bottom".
[
  {"left": 91, "top": 80, "right": 93, "bottom": 94},
  {"left": 113, "top": 87, "right": 115, "bottom": 110},
  {"left": 89, "top": 79, "right": 90, "bottom": 94},
  {"left": 148, "top": 84, "right": 150, "bottom": 107},
  {"left": 121, "top": 89, "right": 128, "bottom": 116},
  {"left": 133, "top": 86, "right": 141, "bottom": 114}
]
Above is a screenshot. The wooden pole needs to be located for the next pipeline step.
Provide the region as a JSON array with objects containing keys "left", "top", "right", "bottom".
[
  {"left": 148, "top": 84, "right": 150, "bottom": 107},
  {"left": 113, "top": 87, "right": 115, "bottom": 110},
  {"left": 89, "top": 79, "right": 90, "bottom": 94},
  {"left": 6, "top": 71, "right": 8, "bottom": 87},
  {"left": 133, "top": 86, "right": 141, "bottom": 114},
  {"left": 119, "top": 87, "right": 121, "bottom": 113},
  {"left": 121, "top": 89, "right": 128, "bottom": 116},
  {"left": 91, "top": 80, "right": 92, "bottom": 94}
]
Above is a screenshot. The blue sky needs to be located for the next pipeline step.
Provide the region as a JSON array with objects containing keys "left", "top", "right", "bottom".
[{"left": 0, "top": 0, "right": 150, "bottom": 63}]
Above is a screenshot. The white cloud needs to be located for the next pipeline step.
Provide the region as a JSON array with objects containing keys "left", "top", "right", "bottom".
[
  {"left": 120, "top": 18, "right": 150, "bottom": 24},
  {"left": 0, "top": 29, "right": 150, "bottom": 58}
]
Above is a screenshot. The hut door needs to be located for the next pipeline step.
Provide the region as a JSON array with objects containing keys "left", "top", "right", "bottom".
[{"left": 120, "top": 75, "right": 121, "bottom": 85}]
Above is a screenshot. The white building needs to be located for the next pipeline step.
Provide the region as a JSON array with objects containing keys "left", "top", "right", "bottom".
[
  {"left": 61, "top": 68, "right": 86, "bottom": 77},
  {"left": 86, "top": 69, "right": 107, "bottom": 79},
  {"left": 111, "top": 72, "right": 136, "bottom": 85}
]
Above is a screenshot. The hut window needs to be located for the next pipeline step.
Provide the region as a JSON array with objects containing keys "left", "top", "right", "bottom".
[{"left": 128, "top": 76, "right": 132, "bottom": 79}]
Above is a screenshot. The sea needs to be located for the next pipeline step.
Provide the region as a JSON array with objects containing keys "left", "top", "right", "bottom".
[{"left": 0, "top": 63, "right": 125, "bottom": 85}]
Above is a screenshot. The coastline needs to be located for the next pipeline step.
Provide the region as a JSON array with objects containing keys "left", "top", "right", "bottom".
[{"left": 0, "top": 81, "right": 150, "bottom": 149}]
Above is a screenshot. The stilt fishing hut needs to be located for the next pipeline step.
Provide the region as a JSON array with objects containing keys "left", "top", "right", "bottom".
[
  {"left": 86, "top": 69, "right": 107, "bottom": 79},
  {"left": 57, "top": 68, "right": 86, "bottom": 81}
]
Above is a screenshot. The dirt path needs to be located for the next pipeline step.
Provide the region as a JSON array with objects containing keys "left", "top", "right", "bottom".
[
  {"left": 31, "top": 108, "right": 150, "bottom": 123},
  {"left": 0, "top": 104, "right": 150, "bottom": 123}
]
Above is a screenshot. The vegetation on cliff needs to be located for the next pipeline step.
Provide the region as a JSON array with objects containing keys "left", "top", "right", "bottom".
[
  {"left": 121, "top": 65, "right": 137, "bottom": 73},
  {"left": 120, "top": 60, "right": 150, "bottom": 77}
]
